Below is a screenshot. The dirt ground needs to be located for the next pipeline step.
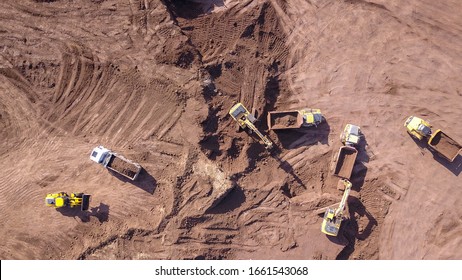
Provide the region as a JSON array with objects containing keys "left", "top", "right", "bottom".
[{"left": 1, "top": 0, "right": 461, "bottom": 260}]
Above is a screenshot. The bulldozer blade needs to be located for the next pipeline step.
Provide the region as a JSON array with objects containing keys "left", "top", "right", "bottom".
[{"left": 81, "top": 194, "right": 91, "bottom": 211}]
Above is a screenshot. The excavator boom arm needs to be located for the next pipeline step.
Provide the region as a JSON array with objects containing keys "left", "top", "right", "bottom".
[
  {"left": 245, "top": 119, "right": 273, "bottom": 149},
  {"left": 335, "top": 180, "right": 352, "bottom": 216}
]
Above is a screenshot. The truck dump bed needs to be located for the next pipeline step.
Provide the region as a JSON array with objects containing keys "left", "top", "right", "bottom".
[
  {"left": 428, "top": 130, "right": 462, "bottom": 162},
  {"left": 267, "top": 110, "right": 303, "bottom": 130},
  {"left": 332, "top": 146, "right": 358, "bottom": 179},
  {"left": 105, "top": 153, "right": 142, "bottom": 180}
]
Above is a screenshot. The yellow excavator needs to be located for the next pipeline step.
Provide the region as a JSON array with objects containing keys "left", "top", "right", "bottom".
[
  {"left": 229, "top": 102, "right": 273, "bottom": 149},
  {"left": 45, "top": 192, "right": 91, "bottom": 211},
  {"left": 321, "top": 179, "right": 352, "bottom": 236}
]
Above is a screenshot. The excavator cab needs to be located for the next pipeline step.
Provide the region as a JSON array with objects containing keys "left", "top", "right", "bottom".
[{"left": 404, "top": 116, "right": 432, "bottom": 140}]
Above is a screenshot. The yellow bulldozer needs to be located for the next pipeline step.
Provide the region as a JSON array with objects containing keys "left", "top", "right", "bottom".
[
  {"left": 45, "top": 192, "right": 91, "bottom": 211},
  {"left": 321, "top": 179, "right": 352, "bottom": 237},
  {"left": 229, "top": 102, "right": 273, "bottom": 149}
]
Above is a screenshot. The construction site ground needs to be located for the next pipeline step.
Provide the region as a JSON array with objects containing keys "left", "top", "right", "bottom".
[{"left": 1, "top": 0, "right": 461, "bottom": 260}]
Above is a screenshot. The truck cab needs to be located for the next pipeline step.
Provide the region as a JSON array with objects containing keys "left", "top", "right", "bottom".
[
  {"left": 90, "top": 146, "right": 110, "bottom": 165},
  {"left": 301, "top": 109, "right": 323, "bottom": 127},
  {"left": 404, "top": 116, "right": 432, "bottom": 140},
  {"left": 341, "top": 124, "right": 361, "bottom": 146}
]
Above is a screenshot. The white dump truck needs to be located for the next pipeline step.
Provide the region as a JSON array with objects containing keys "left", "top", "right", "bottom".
[{"left": 90, "top": 146, "right": 142, "bottom": 181}]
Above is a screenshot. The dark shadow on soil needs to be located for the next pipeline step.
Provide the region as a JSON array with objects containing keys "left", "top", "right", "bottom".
[
  {"left": 56, "top": 207, "right": 91, "bottom": 222},
  {"left": 325, "top": 231, "right": 349, "bottom": 246},
  {"left": 199, "top": 104, "right": 223, "bottom": 160},
  {"left": 206, "top": 185, "right": 246, "bottom": 214},
  {"left": 109, "top": 168, "right": 157, "bottom": 194},
  {"left": 433, "top": 154, "right": 462, "bottom": 176},
  {"left": 56, "top": 203, "right": 109, "bottom": 223},
  {"left": 273, "top": 120, "right": 331, "bottom": 150},
  {"left": 336, "top": 197, "right": 377, "bottom": 259},
  {"left": 163, "top": 0, "right": 225, "bottom": 19},
  {"left": 409, "top": 135, "right": 461, "bottom": 176},
  {"left": 89, "top": 203, "right": 110, "bottom": 223},
  {"left": 270, "top": 146, "right": 306, "bottom": 189},
  {"left": 243, "top": 142, "right": 267, "bottom": 173},
  {"left": 350, "top": 135, "right": 370, "bottom": 192}
]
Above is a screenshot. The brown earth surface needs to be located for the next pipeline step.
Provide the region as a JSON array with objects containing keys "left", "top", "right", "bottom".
[{"left": 0, "top": 0, "right": 461, "bottom": 260}]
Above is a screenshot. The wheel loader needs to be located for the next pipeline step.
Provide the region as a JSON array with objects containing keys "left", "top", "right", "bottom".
[
  {"left": 321, "top": 179, "right": 352, "bottom": 236},
  {"left": 229, "top": 102, "right": 273, "bottom": 149},
  {"left": 45, "top": 192, "right": 91, "bottom": 211},
  {"left": 405, "top": 116, "right": 461, "bottom": 162}
]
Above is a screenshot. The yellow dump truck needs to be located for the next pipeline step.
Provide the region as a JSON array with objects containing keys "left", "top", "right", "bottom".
[
  {"left": 332, "top": 124, "right": 361, "bottom": 179},
  {"left": 405, "top": 116, "right": 461, "bottom": 162},
  {"left": 267, "top": 109, "right": 323, "bottom": 130}
]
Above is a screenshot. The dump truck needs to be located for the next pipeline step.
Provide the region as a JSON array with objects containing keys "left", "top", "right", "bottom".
[
  {"left": 405, "top": 116, "right": 461, "bottom": 162},
  {"left": 321, "top": 179, "right": 352, "bottom": 237},
  {"left": 90, "top": 146, "right": 142, "bottom": 180},
  {"left": 45, "top": 192, "right": 91, "bottom": 211},
  {"left": 229, "top": 102, "right": 273, "bottom": 149},
  {"left": 332, "top": 124, "right": 361, "bottom": 179},
  {"left": 267, "top": 109, "right": 323, "bottom": 130},
  {"left": 332, "top": 146, "right": 358, "bottom": 179}
]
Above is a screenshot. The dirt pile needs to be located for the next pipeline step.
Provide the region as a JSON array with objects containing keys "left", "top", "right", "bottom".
[
  {"left": 0, "top": 0, "right": 461, "bottom": 260},
  {"left": 273, "top": 115, "right": 298, "bottom": 127}
]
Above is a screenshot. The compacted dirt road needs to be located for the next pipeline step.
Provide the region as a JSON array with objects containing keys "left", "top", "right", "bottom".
[{"left": 0, "top": 0, "right": 461, "bottom": 259}]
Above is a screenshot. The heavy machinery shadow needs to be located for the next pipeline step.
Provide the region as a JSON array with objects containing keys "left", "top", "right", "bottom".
[
  {"left": 409, "top": 135, "right": 461, "bottom": 176},
  {"left": 271, "top": 146, "right": 306, "bottom": 189},
  {"left": 273, "top": 121, "right": 331, "bottom": 150},
  {"left": 434, "top": 154, "right": 462, "bottom": 176},
  {"left": 56, "top": 203, "right": 110, "bottom": 223},
  {"left": 88, "top": 203, "right": 110, "bottom": 223},
  {"left": 206, "top": 185, "right": 246, "bottom": 214},
  {"left": 56, "top": 207, "right": 91, "bottom": 222},
  {"left": 164, "top": 0, "right": 225, "bottom": 19},
  {"left": 243, "top": 142, "right": 267, "bottom": 173},
  {"left": 350, "top": 135, "right": 370, "bottom": 192},
  {"left": 109, "top": 169, "right": 157, "bottom": 194},
  {"left": 336, "top": 197, "right": 377, "bottom": 259}
]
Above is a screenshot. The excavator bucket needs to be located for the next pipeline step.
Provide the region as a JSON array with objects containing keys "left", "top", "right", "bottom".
[{"left": 81, "top": 195, "right": 91, "bottom": 211}]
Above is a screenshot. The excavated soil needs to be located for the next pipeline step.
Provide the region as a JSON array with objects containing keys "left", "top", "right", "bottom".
[
  {"left": 1, "top": 0, "right": 462, "bottom": 260},
  {"left": 108, "top": 156, "right": 139, "bottom": 179},
  {"left": 334, "top": 148, "right": 357, "bottom": 179},
  {"left": 271, "top": 114, "right": 298, "bottom": 128}
]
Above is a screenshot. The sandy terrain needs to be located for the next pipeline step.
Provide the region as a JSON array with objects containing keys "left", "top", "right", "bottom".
[{"left": 0, "top": 0, "right": 461, "bottom": 260}]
